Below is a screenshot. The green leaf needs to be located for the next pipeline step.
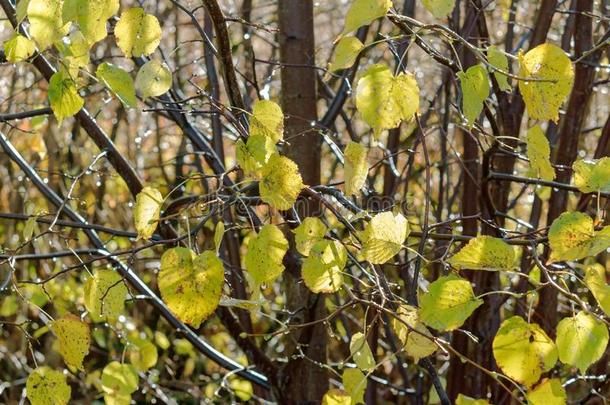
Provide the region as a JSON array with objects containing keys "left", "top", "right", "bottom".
[
  {"left": 342, "top": 368, "right": 366, "bottom": 405},
  {"left": 294, "top": 217, "right": 327, "bottom": 256},
  {"left": 27, "top": 0, "right": 70, "bottom": 50},
  {"left": 259, "top": 154, "right": 304, "bottom": 210},
  {"left": 244, "top": 224, "right": 288, "bottom": 285},
  {"left": 455, "top": 394, "right": 490, "bottom": 405},
  {"left": 573, "top": 157, "right": 610, "bottom": 193},
  {"left": 356, "top": 64, "right": 420, "bottom": 137},
  {"left": 3, "top": 33, "right": 36, "bottom": 62},
  {"left": 487, "top": 45, "right": 511, "bottom": 92},
  {"left": 302, "top": 240, "right": 347, "bottom": 293},
  {"left": 128, "top": 337, "right": 158, "bottom": 371},
  {"left": 556, "top": 311, "right": 608, "bottom": 373},
  {"left": 51, "top": 313, "right": 91, "bottom": 370},
  {"left": 584, "top": 263, "right": 610, "bottom": 316},
  {"left": 492, "top": 316, "right": 557, "bottom": 387},
  {"left": 133, "top": 186, "right": 162, "bottom": 240},
  {"left": 359, "top": 211, "right": 409, "bottom": 264},
  {"left": 526, "top": 379, "right": 566, "bottom": 405},
  {"left": 526, "top": 125, "right": 555, "bottom": 181},
  {"left": 26, "top": 366, "right": 71, "bottom": 405},
  {"left": 350, "top": 332, "right": 375, "bottom": 371},
  {"left": 329, "top": 36, "right": 364, "bottom": 72},
  {"left": 16, "top": 0, "right": 31, "bottom": 23},
  {"left": 57, "top": 30, "right": 91, "bottom": 74},
  {"left": 322, "top": 389, "right": 352, "bottom": 405},
  {"left": 158, "top": 248, "right": 224, "bottom": 328},
  {"left": 96, "top": 63, "right": 137, "bottom": 107},
  {"left": 114, "top": 7, "right": 161, "bottom": 58},
  {"left": 548, "top": 212, "right": 610, "bottom": 262},
  {"left": 250, "top": 100, "right": 284, "bottom": 142},
  {"left": 62, "top": 0, "right": 118, "bottom": 44},
  {"left": 344, "top": 141, "right": 368, "bottom": 196},
  {"left": 447, "top": 235, "right": 515, "bottom": 271},
  {"left": 214, "top": 221, "right": 225, "bottom": 254},
  {"left": 342, "top": 0, "right": 392, "bottom": 34},
  {"left": 135, "top": 60, "right": 172, "bottom": 100},
  {"left": 84, "top": 269, "right": 127, "bottom": 322},
  {"left": 236, "top": 134, "right": 276, "bottom": 180},
  {"left": 419, "top": 274, "right": 483, "bottom": 331},
  {"left": 48, "top": 69, "right": 84, "bottom": 123},
  {"left": 457, "top": 64, "right": 490, "bottom": 126},
  {"left": 391, "top": 304, "right": 437, "bottom": 361},
  {"left": 101, "top": 361, "right": 139, "bottom": 395},
  {"left": 518, "top": 43, "right": 574, "bottom": 122},
  {"left": 422, "top": 0, "right": 455, "bottom": 19}
]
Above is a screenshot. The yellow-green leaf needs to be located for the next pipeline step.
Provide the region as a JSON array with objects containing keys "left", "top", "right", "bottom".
[
  {"left": 359, "top": 211, "right": 409, "bottom": 264},
  {"left": 584, "top": 263, "right": 610, "bottom": 316},
  {"left": 16, "top": 0, "right": 30, "bottom": 23},
  {"left": 3, "top": 33, "right": 36, "bottom": 62},
  {"left": 350, "top": 332, "right": 375, "bottom": 371},
  {"left": 556, "top": 311, "right": 608, "bottom": 373},
  {"left": 492, "top": 316, "right": 557, "bottom": 387},
  {"left": 422, "top": 0, "right": 455, "bottom": 19},
  {"left": 101, "top": 361, "right": 139, "bottom": 395},
  {"left": 342, "top": 368, "right": 366, "bottom": 405},
  {"left": 96, "top": 62, "right": 137, "bottom": 107},
  {"left": 250, "top": 100, "right": 284, "bottom": 142},
  {"left": 236, "top": 134, "right": 276, "bottom": 180},
  {"left": 244, "top": 224, "right": 288, "bottom": 285},
  {"left": 51, "top": 314, "right": 90, "bottom": 370},
  {"left": 344, "top": 141, "right": 368, "bottom": 196},
  {"left": 133, "top": 186, "right": 162, "bottom": 240},
  {"left": 342, "top": 0, "right": 392, "bottom": 34},
  {"left": 448, "top": 235, "right": 515, "bottom": 271},
  {"left": 419, "top": 275, "right": 483, "bottom": 331},
  {"left": 62, "top": 0, "right": 118, "bottom": 44},
  {"left": 330, "top": 36, "right": 364, "bottom": 72},
  {"left": 455, "top": 394, "right": 490, "bottom": 405},
  {"left": 518, "top": 43, "right": 574, "bottom": 122},
  {"left": 457, "top": 64, "right": 489, "bottom": 126},
  {"left": 27, "top": 0, "right": 70, "bottom": 50},
  {"left": 302, "top": 240, "right": 346, "bottom": 293},
  {"left": 526, "top": 379, "right": 566, "bottom": 405},
  {"left": 526, "top": 125, "right": 555, "bottom": 181},
  {"left": 229, "top": 377, "right": 253, "bottom": 401},
  {"left": 84, "top": 269, "right": 127, "bottom": 322},
  {"left": 259, "top": 154, "right": 304, "bottom": 210},
  {"left": 391, "top": 304, "right": 437, "bottom": 361},
  {"left": 135, "top": 60, "right": 172, "bottom": 100},
  {"left": 294, "top": 217, "right": 327, "bottom": 256},
  {"left": 26, "top": 366, "right": 71, "bottom": 405},
  {"left": 128, "top": 337, "right": 158, "bottom": 371},
  {"left": 356, "top": 63, "right": 419, "bottom": 137},
  {"left": 547, "top": 212, "right": 610, "bottom": 262},
  {"left": 158, "top": 248, "right": 224, "bottom": 328},
  {"left": 322, "top": 389, "right": 352, "bottom": 405},
  {"left": 57, "top": 30, "right": 91, "bottom": 74},
  {"left": 114, "top": 7, "right": 161, "bottom": 58},
  {"left": 48, "top": 69, "right": 84, "bottom": 123},
  {"left": 573, "top": 157, "right": 610, "bottom": 193},
  {"left": 214, "top": 221, "right": 225, "bottom": 254},
  {"left": 487, "top": 45, "right": 511, "bottom": 92}
]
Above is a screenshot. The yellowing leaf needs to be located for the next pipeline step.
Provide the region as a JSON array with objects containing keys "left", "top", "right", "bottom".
[
  {"left": 250, "top": 100, "right": 284, "bottom": 142},
  {"left": 302, "top": 240, "right": 346, "bottom": 293},
  {"left": 492, "top": 316, "right": 557, "bottom": 387},
  {"left": 51, "top": 314, "right": 90, "bottom": 370},
  {"left": 294, "top": 217, "right": 327, "bottom": 256},
  {"left": 391, "top": 304, "right": 437, "bottom": 361},
  {"left": 114, "top": 8, "right": 161, "bottom": 58},
  {"left": 573, "top": 157, "right": 610, "bottom": 193},
  {"left": 158, "top": 248, "right": 224, "bottom": 328},
  {"left": 342, "top": 0, "right": 392, "bottom": 34},
  {"left": 133, "top": 186, "right": 162, "bottom": 240},
  {"left": 556, "top": 311, "right": 608, "bottom": 373},
  {"left": 448, "top": 235, "right": 515, "bottom": 271},
  {"left": 4, "top": 33, "right": 36, "bottom": 62},
  {"left": 344, "top": 142, "right": 368, "bottom": 196},
  {"left": 135, "top": 60, "right": 172, "bottom": 100},
  {"left": 244, "top": 224, "right": 288, "bottom": 285},
  {"left": 457, "top": 64, "right": 489, "bottom": 126},
  {"left": 322, "top": 389, "right": 352, "bottom": 405},
  {"left": 84, "top": 269, "right": 127, "bottom": 322},
  {"left": 236, "top": 134, "right": 276, "bottom": 179},
  {"left": 349, "top": 332, "right": 375, "bottom": 372},
  {"left": 518, "top": 43, "right": 574, "bottom": 122},
  {"left": 96, "top": 63, "right": 137, "bottom": 107},
  {"left": 342, "top": 368, "right": 366, "bottom": 405},
  {"left": 330, "top": 36, "right": 364, "bottom": 72},
  {"left": 57, "top": 30, "right": 91, "bottom": 74},
  {"left": 547, "top": 212, "right": 610, "bottom": 262},
  {"left": 27, "top": 0, "right": 70, "bottom": 50},
  {"left": 48, "top": 69, "right": 84, "bottom": 123},
  {"left": 455, "top": 394, "right": 490, "bottom": 405},
  {"left": 128, "top": 337, "right": 158, "bottom": 371},
  {"left": 419, "top": 275, "right": 483, "bottom": 331},
  {"left": 526, "top": 125, "right": 555, "bottom": 181},
  {"left": 101, "top": 361, "right": 139, "bottom": 395},
  {"left": 487, "top": 45, "right": 511, "bottom": 92},
  {"left": 526, "top": 379, "right": 566, "bottom": 405},
  {"left": 16, "top": 0, "right": 30, "bottom": 23},
  {"left": 26, "top": 366, "right": 71, "bottom": 405},
  {"left": 356, "top": 64, "right": 419, "bottom": 137},
  {"left": 62, "top": 0, "right": 118, "bottom": 44},
  {"left": 359, "top": 211, "right": 409, "bottom": 264},
  {"left": 259, "top": 154, "right": 304, "bottom": 210},
  {"left": 214, "top": 221, "right": 225, "bottom": 254},
  {"left": 584, "top": 264, "right": 610, "bottom": 316},
  {"left": 229, "top": 377, "right": 253, "bottom": 401},
  {"left": 422, "top": 0, "right": 455, "bottom": 19}
]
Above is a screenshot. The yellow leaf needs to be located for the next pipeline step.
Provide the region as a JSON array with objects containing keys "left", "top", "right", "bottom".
[
  {"left": 62, "top": 0, "right": 118, "bottom": 44},
  {"left": 448, "top": 235, "right": 515, "bottom": 271},
  {"left": 114, "top": 8, "right": 161, "bottom": 58},
  {"left": 51, "top": 314, "right": 91, "bottom": 370},
  {"left": 573, "top": 157, "right": 610, "bottom": 193},
  {"left": 342, "top": 0, "right": 392, "bottom": 35},
  {"left": 135, "top": 60, "right": 172, "bottom": 100},
  {"left": 294, "top": 217, "right": 327, "bottom": 256},
  {"left": 128, "top": 337, "right": 158, "bottom": 371},
  {"left": 349, "top": 332, "right": 375, "bottom": 371},
  {"left": 236, "top": 134, "right": 276, "bottom": 179},
  {"left": 556, "top": 311, "right": 608, "bottom": 373},
  {"left": 48, "top": 69, "right": 84, "bottom": 123},
  {"left": 84, "top": 269, "right": 127, "bottom": 322},
  {"left": 359, "top": 211, "right": 409, "bottom": 264},
  {"left": 26, "top": 366, "right": 71, "bottom": 405},
  {"left": 322, "top": 389, "right": 352, "bottom": 405},
  {"left": 133, "top": 186, "right": 162, "bottom": 240},
  {"left": 391, "top": 304, "right": 437, "bottom": 361},
  {"left": 27, "top": 0, "right": 70, "bottom": 50},
  {"left": 526, "top": 379, "right": 566, "bottom": 405},
  {"left": 518, "top": 43, "right": 574, "bottom": 122},
  {"left": 584, "top": 263, "right": 610, "bottom": 316},
  {"left": 342, "top": 368, "right": 366, "bottom": 405},
  {"left": 422, "top": 0, "right": 455, "bottom": 19},
  {"left": 547, "top": 212, "right": 610, "bottom": 262},
  {"left": 487, "top": 45, "right": 511, "bottom": 92},
  {"left": 244, "top": 224, "right": 288, "bottom": 285},
  {"left": 259, "top": 154, "right": 304, "bottom": 210},
  {"left": 344, "top": 142, "right": 368, "bottom": 196},
  {"left": 302, "top": 240, "right": 346, "bottom": 293},
  {"left": 3, "top": 33, "right": 36, "bottom": 62},
  {"left": 214, "top": 221, "right": 225, "bottom": 254},
  {"left": 330, "top": 36, "right": 364, "bottom": 72},
  {"left": 457, "top": 64, "right": 489, "bottom": 126},
  {"left": 526, "top": 125, "right": 555, "bottom": 181},
  {"left": 96, "top": 63, "right": 137, "bottom": 107},
  {"left": 250, "top": 100, "right": 284, "bottom": 142},
  {"left": 455, "top": 394, "right": 491, "bottom": 405},
  {"left": 101, "top": 361, "right": 139, "bottom": 395}
]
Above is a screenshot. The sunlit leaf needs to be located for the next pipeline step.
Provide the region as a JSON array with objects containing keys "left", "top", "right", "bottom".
[
  {"left": 27, "top": 0, "right": 70, "bottom": 50},
  {"left": 344, "top": 141, "right": 368, "bottom": 196},
  {"left": 26, "top": 366, "right": 71, "bottom": 405},
  {"left": 457, "top": 64, "right": 489, "bottom": 126},
  {"left": 322, "top": 389, "right": 352, "bottom": 405},
  {"left": 526, "top": 125, "right": 555, "bottom": 181},
  {"left": 556, "top": 311, "right": 608, "bottom": 373},
  {"left": 250, "top": 100, "right": 284, "bottom": 142},
  {"left": 391, "top": 304, "right": 437, "bottom": 361},
  {"left": 84, "top": 269, "right": 127, "bottom": 322},
  {"left": 51, "top": 314, "right": 91, "bottom": 370},
  {"left": 294, "top": 217, "right": 327, "bottom": 256},
  {"left": 492, "top": 316, "right": 557, "bottom": 387},
  {"left": 356, "top": 63, "right": 419, "bottom": 137},
  {"left": 229, "top": 377, "right": 253, "bottom": 401},
  {"left": 342, "top": 0, "right": 392, "bottom": 34},
  {"left": 133, "top": 186, "right": 162, "bottom": 240},
  {"left": 96, "top": 63, "right": 137, "bottom": 107},
  {"left": 359, "top": 211, "right": 409, "bottom": 264},
  {"left": 101, "top": 361, "right": 139, "bottom": 395},
  {"left": 48, "top": 69, "right": 84, "bottom": 123},
  {"left": 487, "top": 45, "right": 511, "bottom": 92},
  {"left": 573, "top": 157, "right": 610, "bottom": 193},
  {"left": 114, "top": 7, "right": 161, "bottom": 58},
  {"left": 584, "top": 263, "right": 610, "bottom": 316},
  {"left": 259, "top": 154, "right": 304, "bottom": 210},
  {"left": 342, "top": 368, "right": 366, "bottom": 405},
  {"left": 16, "top": 0, "right": 31, "bottom": 23},
  {"left": 448, "top": 235, "right": 515, "bottom": 271},
  {"left": 422, "top": 0, "right": 455, "bottom": 19},
  {"left": 518, "top": 43, "right": 574, "bottom": 122},
  {"left": 62, "top": 0, "right": 118, "bottom": 44},
  {"left": 350, "top": 331, "right": 375, "bottom": 372},
  {"left": 128, "top": 337, "right": 158, "bottom": 372},
  {"left": 455, "top": 394, "right": 490, "bottom": 405},
  {"left": 548, "top": 212, "right": 610, "bottom": 262},
  {"left": 302, "top": 240, "right": 346, "bottom": 293},
  {"left": 329, "top": 36, "right": 364, "bottom": 72},
  {"left": 135, "top": 60, "right": 172, "bottom": 100},
  {"left": 3, "top": 33, "right": 36, "bottom": 62},
  {"left": 57, "top": 30, "right": 91, "bottom": 74},
  {"left": 236, "top": 134, "right": 276, "bottom": 179},
  {"left": 244, "top": 224, "right": 288, "bottom": 285},
  {"left": 158, "top": 248, "right": 224, "bottom": 328},
  {"left": 526, "top": 379, "right": 566, "bottom": 405}
]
